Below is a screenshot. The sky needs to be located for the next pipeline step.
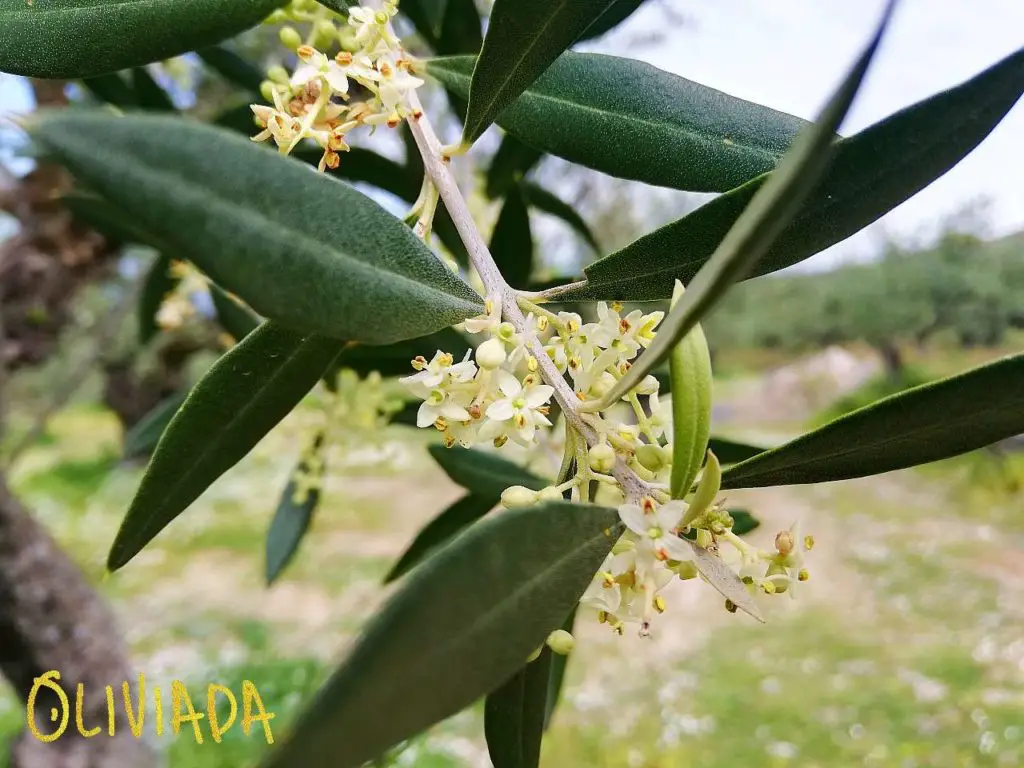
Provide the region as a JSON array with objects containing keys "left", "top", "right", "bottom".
[
  {"left": 590, "top": 0, "right": 1024, "bottom": 269},
  {"left": 2, "top": 0, "right": 1021, "bottom": 271}
]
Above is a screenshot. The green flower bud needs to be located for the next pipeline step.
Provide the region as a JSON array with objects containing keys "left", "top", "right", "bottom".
[
  {"left": 263, "top": 9, "right": 289, "bottom": 25},
  {"left": 635, "top": 444, "right": 666, "bottom": 473},
  {"left": 546, "top": 629, "right": 575, "bottom": 656},
  {"left": 267, "top": 65, "right": 290, "bottom": 85},
  {"left": 313, "top": 19, "right": 337, "bottom": 48},
  {"left": 594, "top": 483, "right": 625, "bottom": 507},
  {"left": 259, "top": 80, "right": 277, "bottom": 103},
  {"left": 501, "top": 485, "right": 538, "bottom": 509},
  {"left": 588, "top": 442, "right": 616, "bottom": 473},
  {"left": 279, "top": 26, "right": 303, "bottom": 51},
  {"left": 339, "top": 26, "right": 359, "bottom": 51},
  {"left": 635, "top": 374, "right": 660, "bottom": 396}
]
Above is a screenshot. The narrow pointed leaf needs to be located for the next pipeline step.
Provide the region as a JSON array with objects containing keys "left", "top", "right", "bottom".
[
  {"left": 61, "top": 193, "right": 163, "bottom": 249},
  {"left": 463, "top": 0, "right": 620, "bottom": 142},
  {"left": 707, "top": 437, "right": 769, "bottom": 465},
  {"left": 429, "top": 444, "right": 548, "bottom": 498},
  {"left": 0, "top": 0, "right": 286, "bottom": 79},
  {"left": 130, "top": 68, "right": 176, "bottom": 111},
  {"left": 384, "top": 494, "right": 495, "bottom": 583},
  {"left": 523, "top": 183, "right": 600, "bottom": 252},
  {"left": 426, "top": 53, "right": 817, "bottom": 193},
  {"left": 722, "top": 352, "right": 1024, "bottom": 489},
  {"left": 138, "top": 253, "right": 178, "bottom": 344},
  {"left": 122, "top": 389, "right": 189, "bottom": 461},
  {"left": 491, "top": 184, "right": 534, "bottom": 288},
  {"left": 266, "top": 432, "right": 327, "bottom": 585},
  {"left": 80, "top": 73, "right": 137, "bottom": 109},
  {"left": 210, "top": 285, "right": 261, "bottom": 342},
  {"left": 486, "top": 135, "right": 544, "bottom": 199},
  {"left": 108, "top": 322, "right": 344, "bottom": 571},
  {"left": 30, "top": 112, "right": 483, "bottom": 345},
  {"left": 601, "top": 1, "right": 894, "bottom": 405},
  {"left": 259, "top": 501, "right": 620, "bottom": 768},
  {"left": 485, "top": 649, "right": 553, "bottom": 768},
  {"left": 668, "top": 295, "right": 712, "bottom": 498},
  {"left": 197, "top": 46, "right": 265, "bottom": 95},
  {"left": 576, "top": 0, "right": 647, "bottom": 42},
  {"left": 577, "top": 46, "right": 1024, "bottom": 300}
]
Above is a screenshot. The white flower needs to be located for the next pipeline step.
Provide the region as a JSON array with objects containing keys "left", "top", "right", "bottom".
[
  {"left": 484, "top": 371, "right": 554, "bottom": 444},
  {"left": 581, "top": 566, "right": 622, "bottom": 614},
  {"left": 617, "top": 499, "right": 693, "bottom": 563},
  {"left": 462, "top": 298, "right": 501, "bottom": 334},
  {"left": 400, "top": 350, "right": 476, "bottom": 395},
  {"left": 377, "top": 58, "right": 424, "bottom": 112}
]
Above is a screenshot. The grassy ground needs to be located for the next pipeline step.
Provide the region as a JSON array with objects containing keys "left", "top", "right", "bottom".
[{"left": 2, "top": 362, "right": 1023, "bottom": 767}]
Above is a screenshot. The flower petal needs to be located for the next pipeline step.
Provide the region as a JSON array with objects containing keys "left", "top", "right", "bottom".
[{"left": 617, "top": 504, "right": 648, "bottom": 536}]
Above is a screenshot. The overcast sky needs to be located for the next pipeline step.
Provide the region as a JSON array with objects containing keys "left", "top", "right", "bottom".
[
  {"left": 2, "top": 0, "right": 1021, "bottom": 270},
  {"left": 588, "top": 0, "right": 1024, "bottom": 269}
]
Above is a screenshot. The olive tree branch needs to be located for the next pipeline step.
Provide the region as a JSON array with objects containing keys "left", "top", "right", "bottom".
[{"left": 404, "top": 94, "right": 650, "bottom": 502}]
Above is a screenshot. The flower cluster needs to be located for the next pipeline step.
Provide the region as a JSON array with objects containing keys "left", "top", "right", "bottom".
[
  {"left": 252, "top": 0, "right": 423, "bottom": 171},
  {"left": 154, "top": 259, "right": 212, "bottom": 332},
  {"left": 402, "top": 297, "right": 814, "bottom": 637}
]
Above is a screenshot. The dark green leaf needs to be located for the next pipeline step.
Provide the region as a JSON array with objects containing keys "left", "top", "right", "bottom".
[
  {"left": 578, "top": 46, "right": 1024, "bottom": 300},
  {"left": 107, "top": 322, "right": 343, "bottom": 571},
  {"left": 576, "top": 0, "right": 647, "bottom": 42},
  {"left": 138, "top": 253, "right": 178, "bottom": 344},
  {"left": 61, "top": 192, "right": 163, "bottom": 248},
  {"left": 490, "top": 183, "right": 534, "bottom": 287},
  {"left": 544, "top": 609, "right": 575, "bottom": 730},
  {"left": 429, "top": 444, "right": 548, "bottom": 498},
  {"left": 80, "top": 73, "right": 136, "bottom": 109},
  {"left": 728, "top": 510, "right": 760, "bottom": 536},
  {"left": 122, "top": 389, "right": 189, "bottom": 461},
  {"left": 601, "top": 0, "right": 893, "bottom": 404},
  {"left": 707, "top": 437, "right": 768, "bottom": 465},
  {"left": 258, "top": 501, "right": 620, "bottom": 768},
  {"left": 722, "top": 352, "right": 1024, "bottom": 489},
  {"left": 485, "top": 649, "right": 553, "bottom": 768},
  {"left": 486, "top": 135, "right": 544, "bottom": 199},
  {"left": 523, "top": 183, "right": 599, "bottom": 252},
  {"left": 0, "top": 0, "right": 286, "bottom": 79},
  {"left": 31, "top": 112, "right": 484, "bottom": 345},
  {"left": 463, "top": 0, "right": 620, "bottom": 142},
  {"left": 210, "top": 284, "right": 260, "bottom": 342},
  {"left": 197, "top": 45, "right": 265, "bottom": 94},
  {"left": 426, "top": 53, "right": 816, "bottom": 192},
  {"left": 384, "top": 494, "right": 495, "bottom": 583},
  {"left": 130, "top": 68, "right": 176, "bottom": 111},
  {"left": 266, "top": 432, "right": 327, "bottom": 585}
]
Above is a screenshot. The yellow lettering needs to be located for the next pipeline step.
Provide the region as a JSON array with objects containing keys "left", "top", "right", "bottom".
[
  {"left": 241, "top": 680, "right": 275, "bottom": 744},
  {"left": 207, "top": 684, "right": 237, "bottom": 743},
  {"left": 154, "top": 684, "right": 164, "bottom": 736},
  {"left": 171, "top": 680, "right": 205, "bottom": 744},
  {"left": 122, "top": 674, "right": 146, "bottom": 738},
  {"left": 105, "top": 685, "right": 115, "bottom": 736},
  {"left": 74, "top": 683, "right": 101, "bottom": 737},
  {"left": 26, "top": 671, "right": 69, "bottom": 743}
]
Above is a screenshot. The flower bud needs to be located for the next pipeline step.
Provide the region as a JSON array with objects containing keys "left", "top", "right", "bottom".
[
  {"left": 475, "top": 337, "right": 506, "bottom": 370},
  {"left": 546, "top": 629, "right": 575, "bottom": 656},
  {"left": 314, "top": 19, "right": 337, "bottom": 48},
  {"left": 594, "top": 483, "right": 625, "bottom": 507},
  {"left": 635, "top": 374, "right": 660, "bottom": 396},
  {"left": 537, "top": 486, "right": 564, "bottom": 503},
  {"left": 775, "top": 530, "right": 795, "bottom": 556},
  {"left": 267, "top": 65, "right": 290, "bottom": 85},
  {"left": 589, "top": 442, "right": 616, "bottom": 473},
  {"left": 501, "top": 485, "right": 538, "bottom": 509},
  {"left": 588, "top": 372, "right": 616, "bottom": 399},
  {"left": 259, "top": 80, "right": 277, "bottom": 102},
  {"left": 279, "top": 26, "right": 303, "bottom": 51},
  {"left": 635, "top": 444, "right": 666, "bottom": 473}
]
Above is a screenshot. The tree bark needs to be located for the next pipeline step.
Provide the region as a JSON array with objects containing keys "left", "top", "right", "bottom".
[{"left": 0, "top": 476, "right": 157, "bottom": 767}]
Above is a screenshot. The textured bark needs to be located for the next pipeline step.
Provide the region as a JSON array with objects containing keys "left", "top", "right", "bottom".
[{"left": 0, "top": 477, "right": 157, "bottom": 767}]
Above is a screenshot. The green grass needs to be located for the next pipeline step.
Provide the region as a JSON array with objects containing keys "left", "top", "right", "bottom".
[{"left": 3, "top": 397, "right": 1023, "bottom": 767}]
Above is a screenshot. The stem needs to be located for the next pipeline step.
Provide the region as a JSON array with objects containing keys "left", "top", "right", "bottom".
[{"left": 405, "top": 94, "right": 651, "bottom": 504}]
